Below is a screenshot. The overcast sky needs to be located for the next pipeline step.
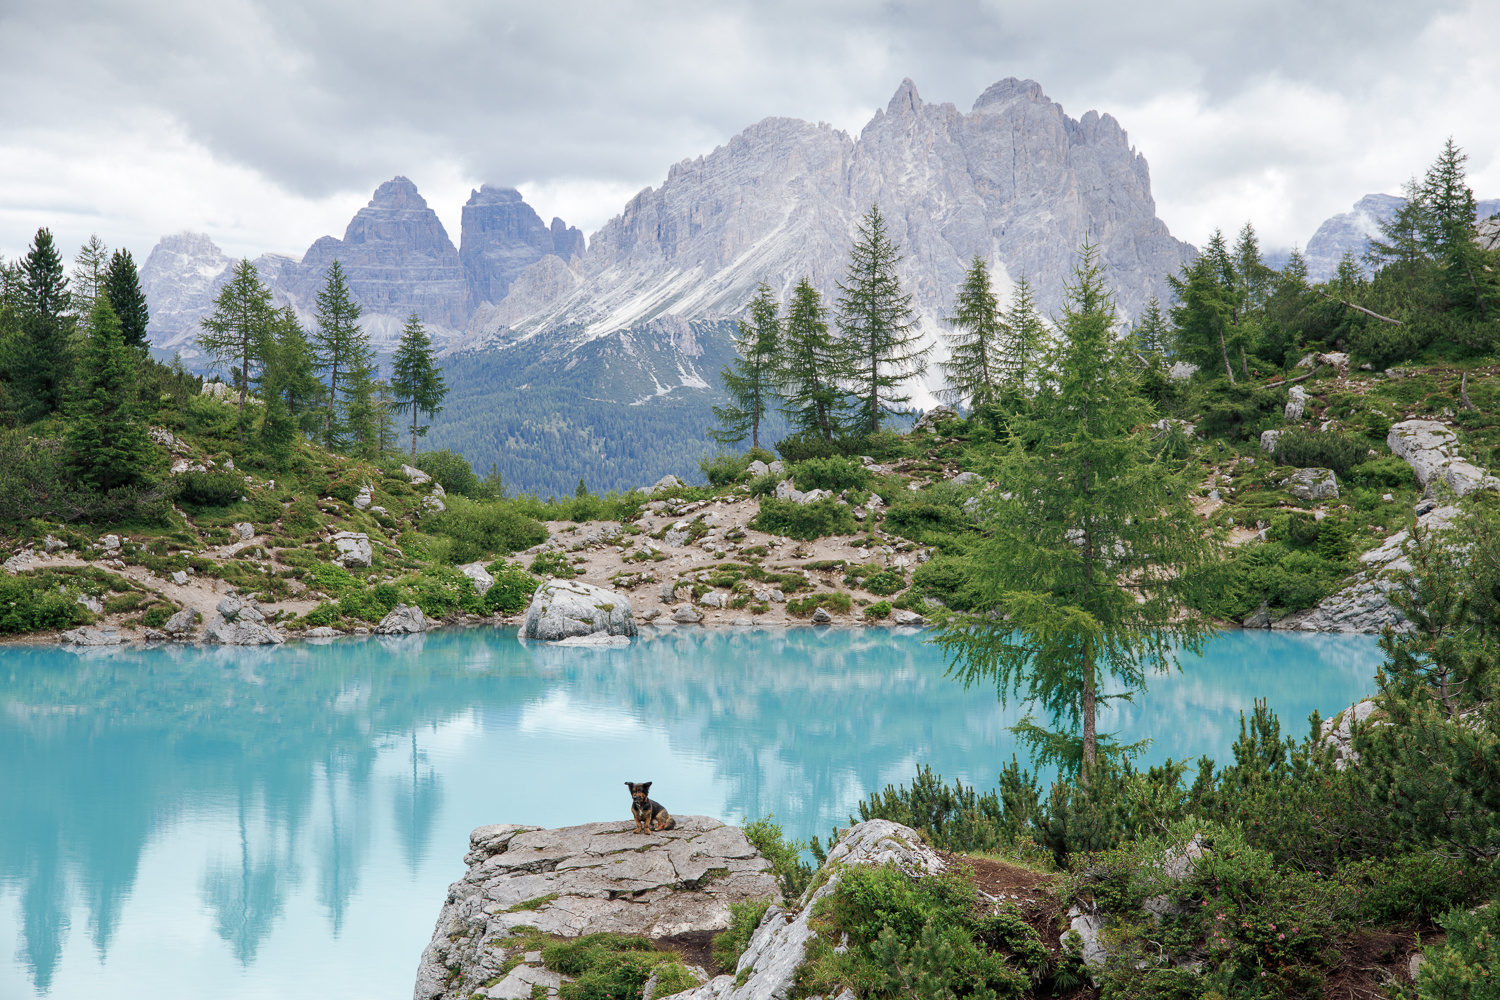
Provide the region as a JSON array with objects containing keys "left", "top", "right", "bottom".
[{"left": 3, "top": 0, "right": 1497, "bottom": 268}]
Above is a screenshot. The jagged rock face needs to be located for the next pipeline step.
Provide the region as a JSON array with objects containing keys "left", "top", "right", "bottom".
[
  {"left": 280, "top": 176, "right": 469, "bottom": 332},
  {"left": 460, "top": 185, "right": 585, "bottom": 309},
  {"left": 466, "top": 77, "right": 1193, "bottom": 364}
]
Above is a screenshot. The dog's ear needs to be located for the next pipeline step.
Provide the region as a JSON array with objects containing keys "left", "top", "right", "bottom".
[
  {"left": 624, "top": 781, "right": 634, "bottom": 790},
  {"left": 642, "top": 781, "right": 652, "bottom": 794}
]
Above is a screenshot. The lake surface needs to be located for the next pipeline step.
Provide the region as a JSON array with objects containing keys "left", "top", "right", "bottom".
[{"left": 0, "top": 626, "right": 1382, "bottom": 999}]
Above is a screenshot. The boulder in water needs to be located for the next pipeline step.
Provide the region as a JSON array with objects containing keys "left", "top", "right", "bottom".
[
  {"left": 521, "top": 580, "right": 636, "bottom": 641},
  {"left": 375, "top": 603, "right": 428, "bottom": 634}
]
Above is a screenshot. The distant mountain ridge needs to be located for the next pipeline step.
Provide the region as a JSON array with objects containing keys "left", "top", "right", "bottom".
[{"left": 1292, "top": 194, "right": 1500, "bottom": 282}]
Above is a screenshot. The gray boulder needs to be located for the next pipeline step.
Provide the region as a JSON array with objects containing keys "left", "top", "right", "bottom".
[
  {"left": 459, "top": 562, "right": 494, "bottom": 597},
  {"left": 376, "top": 603, "right": 429, "bottom": 634},
  {"left": 216, "top": 594, "right": 265, "bottom": 623},
  {"left": 164, "top": 608, "right": 197, "bottom": 636},
  {"left": 891, "top": 608, "right": 925, "bottom": 627},
  {"left": 912, "top": 404, "right": 959, "bottom": 433},
  {"left": 233, "top": 522, "right": 255, "bottom": 541},
  {"left": 521, "top": 580, "right": 637, "bottom": 641},
  {"left": 699, "top": 591, "right": 726, "bottom": 609},
  {"left": 61, "top": 626, "right": 122, "bottom": 646},
  {"left": 3, "top": 549, "right": 35, "bottom": 574},
  {"left": 672, "top": 606, "right": 704, "bottom": 624},
  {"left": 100, "top": 534, "right": 122, "bottom": 552},
  {"left": 952, "top": 471, "right": 982, "bottom": 486},
  {"left": 1285, "top": 385, "right": 1307, "bottom": 422},
  {"left": 747, "top": 460, "right": 769, "bottom": 476},
  {"left": 1280, "top": 467, "right": 1339, "bottom": 501},
  {"left": 203, "top": 615, "right": 283, "bottom": 645},
  {"left": 412, "top": 817, "right": 778, "bottom": 1000},
  {"left": 171, "top": 570, "right": 189, "bottom": 585},
  {"left": 332, "top": 531, "right": 373, "bottom": 568},
  {"left": 1387, "top": 419, "right": 1500, "bottom": 497},
  {"left": 403, "top": 463, "right": 432, "bottom": 484},
  {"left": 43, "top": 535, "right": 67, "bottom": 552},
  {"left": 810, "top": 607, "right": 832, "bottom": 624},
  {"left": 1259, "top": 429, "right": 1281, "bottom": 454},
  {"left": 353, "top": 483, "right": 374, "bottom": 510},
  {"left": 75, "top": 593, "right": 104, "bottom": 614}
]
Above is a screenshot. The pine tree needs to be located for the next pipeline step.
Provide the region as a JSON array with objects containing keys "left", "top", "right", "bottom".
[
  {"left": 1168, "top": 231, "right": 1239, "bottom": 383},
  {"left": 711, "top": 283, "right": 781, "bottom": 449},
  {"left": 373, "top": 380, "right": 399, "bottom": 457},
  {"left": 1422, "top": 138, "right": 1492, "bottom": 318},
  {"left": 104, "top": 249, "right": 150, "bottom": 349},
  {"left": 1233, "top": 222, "right": 1273, "bottom": 313},
  {"left": 198, "top": 259, "right": 274, "bottom": 445},
  {"left": 71, "top": 235, "right": 110, "bottom": 319},
  {"left": 15, "top": 228, "right": 76, "bottom": 419},
  {"left": 63, "top": 299, "right": 153, "bottom": 491},
  {"left": 1366, "top": 177, "right": 1432, "bottom": 273},
  {"left": 343, "top": 348, "right": 379, "bottom": 459},
  {"left": 1004, "top": 274, "right": 1046, "bottom": 392},
  {"left": 937, "top": 257, "right": 1005, "bottom": 408},
  {"left": 390, "top": 312, "right": 448, "bottom": 461},
  {"left": 269, "top": 306, "right": 323, "bottom": 433},
  {"left": 1126, "top": 296, "right": 1169, "bottom": 356},
  {"left": 835, "top": 204, "right": 929, "bottom": 435},
  {"left": 932, "top": 243, "right": 1214, "bottom": 782},
  {"left": 311, "top": 260, "right": 370, "bottom": 450},
  {"left": 780, "top": 278, "right": 841, "bottom": 442}
]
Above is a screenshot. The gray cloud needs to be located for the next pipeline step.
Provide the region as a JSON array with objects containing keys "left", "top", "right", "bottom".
[{"left": 0, "top": 0, "right": 1493, "bottom": 262}]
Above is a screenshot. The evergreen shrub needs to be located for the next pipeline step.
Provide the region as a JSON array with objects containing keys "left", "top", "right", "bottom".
[
  {"left": 414, "top": 449, "right": 481, "bottom": 497},
  {"left": 700, "top": 452, "right": 750, "bottom": 486},
  {"left": 790, "top": 456, "right": 869, "bottom": 492},
  {"left": 176, "top": 470, "right": 246, "bottom": 507},
  {"left": 1274, "top": 428, "right": 1370, "bottom": 476},
  {"left": 423, "top": 497, "right": 547, "bottom": 563},
  {"left": 482, "top": 561, "right": 540, "bottom": 613},
  {"left": 775, "top": 433, "right": 848, "bottom": 463},
  {"left": 0, "top": 574, "right": 90, "bottom": 634},
  {"left": 751, "top": 497, "right": 858, "bottom": 539}
]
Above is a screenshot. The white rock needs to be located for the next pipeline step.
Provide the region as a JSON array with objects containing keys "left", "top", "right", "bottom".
[
  {"left": 891, "top": 609, "right": 925, "bottom": 626},
  {"left": 233, "top": 522, "right": 254, "bottom": 541},
  {"left": 163, "top": 609, "right": 197, "bottom": 635},
  {"left": 75, "top": 593, "right": 103, "bottom": 613},
  {"left": 1285, "top": 385, "right": 1307, "bottom": 422},
  {"left": 43, "top": 535, "right": 67, "bottom": 552},
  {"left": 1260, "top": 429, "right": 1281, "bottom": 454},
  {"left": 1168, "top": 361, "right": 1199, "bottom": 381},
  {"left": 100, "top": 534, "right": 122, "bottom": 552},
  {"left": 1385, "top": 420, "right": 1500, "bottom": 498},
  {"left": 551, "top": 632, "right": 630, "bottom": 646},
  {"left": 521, "top": 580, "right": 637, "bottom": 641},
  {"left": 810, "top": 607, "right": 832, "bottom": 624},
  {"left": 747, "top": 460, "right": 769, "bottom": 476},
  {"left": 3, "top": 549, "right": 35, "bottom": 574},
  {"left": 672, "top": 606, "right": 704, "bottom": 624},
  {"left": 201, "top": 381, "right": 234, "bottom": 399},
  {"left": 773, "top": 480, "right": 805, "bottom": 503},
  {"left": 353, "top": 483, "right": 374, "bottom": 510},
  {"left": 952, "top": 471, "right": 982, "bottom": 486},
  {"left": 402, "top": 464, "right": 432, "bottom": 484},
  {"left": 332, "top": 531, "right": 373, "bottom": 568},
  {"left": 699, "top": 591, "right": 726, "bottom": 609},
  {"left": 203, "top": 616, "right": 283, "bottom": 645},
  {"left": 217, "top": 595, "right": 264, "bottom": 623},
  {"left": 303, "top": 626, "right": 342, "bottom": 638},
  {"left": 376, "top": 603, "right": 429, "bottom": 634},
  {"left": 767, "top": 461, "right": 783, "bottom": 475},
  {"left": 171, "top": 570, "right": 189, "bottom": 585},
  {"left": 459, "top": 562, "right": 495, "bottom": 597}
]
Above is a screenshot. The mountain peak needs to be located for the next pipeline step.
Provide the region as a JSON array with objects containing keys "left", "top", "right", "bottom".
[
  {"left": 369, "top": 175, "right": 427, "bottom": 211},
  {"left": 972, "top": 77, "right": 1048, "bottom": 112},
  {"left": 466, "top": 185, "right": 526, "bottom": 207},
  {"left": 887, "top": 77, "right": 923, "bottom": 115}
]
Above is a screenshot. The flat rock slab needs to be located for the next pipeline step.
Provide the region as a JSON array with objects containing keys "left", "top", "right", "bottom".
[{"left": 414, "top": 816, "right": 778, "bottom": 1000}]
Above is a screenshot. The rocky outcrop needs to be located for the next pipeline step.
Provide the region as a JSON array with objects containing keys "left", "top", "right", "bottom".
[
  {"left": 61, "top": 626, "right": 122, "bottom": 646},
  {"left": 1284, "top": 385, "right": 1307, "bottom": 422},
  {"left": 459, "top": 562, "right": 494, "bottom": 597},
  {"left": 412, "top": 817, "right": 779, "bottom": 1000},
  {"left": 1300, "top": 194, "right": 1500, "bottom": 283},
  {"left": 333, "top": 531, "right": 374, "bottom": 568},
  {"left": 671, "top": 820, "right": 944, "bottom": 1000},
  {"left": 1280, "top": 467, "right": 1339, "bottom": 501},
  {"left": 521, "top": 580, "right": 637, "bottom": 641},
  {"left": 460, "top": 185, "right": 585, "bottom": 310},
  {"left": 1387, "top": 419, "right": 1500, "bottom": 498},
  {"left": 203, "top": 616, "right": 283, "bottom": 645}
]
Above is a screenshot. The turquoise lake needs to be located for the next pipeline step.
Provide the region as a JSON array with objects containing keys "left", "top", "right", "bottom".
[{"left": 0, "top": 626, "right": 1382, "bottom": 999}]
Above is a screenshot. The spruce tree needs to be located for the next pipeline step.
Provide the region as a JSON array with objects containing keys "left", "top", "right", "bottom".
[
  {"left": 390, "top": 313, "right": 448, "bottom": 461},
  {"left": 780, "top": 277, "right": 841, "bottom": 442},
  {"left": 931, "top": 243, "right": 1214, "bottom": 782},
  {"left": 1422, "top": 138, "right": 1492, "bottom": 318},
  {"left": 311, "top": 260, "right": 371, "bottom": 450},
  {"left": 937, "top": 257, "right": 1005, "bottom": 408},
  {"left": 712, "top": 283, "right": 782, "bottom": 449},
  {"left": 198, "top": 259, "right": 274, "bottom": 445},
  {"left": 835, "top": 204, "right": 928, "bottom": 435},
  {"left": 63, "top": 299, "right": 153, "bottom": 491},
  {"left": 373, "top": 380, "right": 399, "bottom": 457},
  {"left": 1366, "top": 177, "right": 1432, "bottom": 273},
  {"left": 1004, "top": 274, "right": 1046, "bottom": 391},
  {"left": 1168, "top": 231, "right": 1239, "bottom": 383},
  {"left": 269, "top": 306, "right": 323, "bottom": 433},
  {"left": 1127, "top": 295, "right": 1169, "bottom": 356},
  {"left": 343, "top": 348, "right": 379, "bottom": 459},
  {"left": 104, "top": 249, "right": 150, "bottom": 349},
  {"left": 71, "top": 235, "right": 110, "bottom": 319},
  {"left": 15, "top": 228, "right": 75, "bottom": 419}
]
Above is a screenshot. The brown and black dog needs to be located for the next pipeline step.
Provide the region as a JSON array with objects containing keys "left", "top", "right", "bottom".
[{"left": 625, "top": 781, "right": 676, "bottom": 832}]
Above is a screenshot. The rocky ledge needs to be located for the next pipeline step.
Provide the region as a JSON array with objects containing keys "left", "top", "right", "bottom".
[{"left": 413, "top": 817, "right": 778, "bottom": 1000}]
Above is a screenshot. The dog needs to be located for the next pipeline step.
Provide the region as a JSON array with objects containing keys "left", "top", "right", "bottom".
[{"left": 625, "top": 781, "right": 676, "bottom": 833}]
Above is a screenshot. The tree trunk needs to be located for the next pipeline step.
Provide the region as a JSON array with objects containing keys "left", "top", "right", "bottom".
[
  {"left": 1218, "top": 327, "right": 1236, "bottom": 384},
  {"left": 1081, "top": 661, "right": 1097, "bottom": 787},
  {"left": 411, "top": 404, "right": 419, "bottom": 461}
]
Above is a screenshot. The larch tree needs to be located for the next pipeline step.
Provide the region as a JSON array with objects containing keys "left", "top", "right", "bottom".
[
  {"left": 198, "top": 259, "right": 274, "bottom": 446},
  {"left": 835, "top": 203, "right": 928, "bottom": 435},
  {"left": 63, "top": 299, "right": 153, "bottom": 491},
  {"left": 937, "top": 257, "right": 1005, "bottom": 409},
  {"left": 311, "top": 260, "right": 371, "bottom": 449},
  {"left": 390, "top": 313, "right": 448, "bottom": 461},
  {"left": 779, "top": 277, "right": 842, "bottom": 442},
  {"left": 1127, "top": 296, "right": 1169, "bottom": 357},
  {"left": 1004, "top": 274, "right": 1046, "bottom": 392},
  {"left": 931, "top": 243, "right": 1215, "bottom": 783},
  {"left": 711, "top": 283, "right": 781, "bottom": 449},
  {"left": 1168, "top": 231, "right": 1240, "bottom": 383},
  {"left": 71, "top": 235, "right": 110, "bottom": 320},
  {"left": 104, "top": 249, "right": 150, "bottom": 349}
]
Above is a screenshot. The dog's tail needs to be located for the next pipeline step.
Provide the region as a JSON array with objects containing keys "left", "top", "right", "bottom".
[{"left": 659, "top": 816, "right": 677, "bottom": 830}]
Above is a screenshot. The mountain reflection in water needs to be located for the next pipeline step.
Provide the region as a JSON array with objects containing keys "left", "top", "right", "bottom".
[{"left": 0, "top": 626, "right": 1382, "bottom": 998}]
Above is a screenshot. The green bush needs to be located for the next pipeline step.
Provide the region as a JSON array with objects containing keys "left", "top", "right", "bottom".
[
  {"left": 483, "top": 561, "right": 539, "bottom": 614},
  {"left": 712, "top": 899, "right": 772, "bottom": 972},
  {"left": 423, "top": 497, "right": 547, "bottom": 563},
  {"left": 175, "top": 470, "right": 245, "bottom": 507},
  {"left": 882, "top": 497, "right": 967, "bottom": 542},
  {"left": 1274, "top": 428, "right": 1371, "bottom": 477},
  {"left": 1417, "top": 901, "right": 1500, "bottom": 999},
  {"left": 864, "top": 600, "right": 892, "bottom": 619},
  {"left": 1338, "top": 854, "right": 1497, "bottom": 926},
  {"left": 787, "top": 591, "right": 853, "bottom": 617},
  {"left": 751, "top": 497, "right": 858, "bottom": 540},
  {"left": 790, "top": 456, "right": 869, "bottom": 492},
  {"left": 775, "top": 433, "right": 849, "bottom": 463},
  {"left": 843, "top": 563, "right": 906, "bottom": 596},
  {"left": 848, "top": 429, "right": 915, "bottom": 462},
  {"left": 542, "top": 934, "right": 689, "bottom": 1000},
  {"left": 1183, "top": 542, "right": 1342, "bottom": 620},
  {"left": 324, "top": 476, "right": 362, "bottom": 503},
  {"left": 910, "top": 556, "right": 975, "bottom": 609},
  {"left": 0, "top": 574, "right": 90, "bottom": 634},
  {"left": 1346, "top": 456, "right": 1416, "bottom": 489},
  {"left": 307, "top": 562, "right": 358, "bottom": 597},
  {"left": 748, "top": 472, "right": 779, "bottom": 497},
  {"left": 415, "top": 449, "right": 482, "bottom": 498},
  {"left": 700, "top": 452, "right": 750, "bottom": 487},
  {"left": 742, "top": 816, "right": 818, "bottom": 901},
  {"left": 529, "top": 551, "right": 577, "bottom": 579},
  {"left": 141, "top": 605, "right": 175, "bottom": 629},
  {"left": 856, "top": 762, "right": 1038, "bottom": 853}
]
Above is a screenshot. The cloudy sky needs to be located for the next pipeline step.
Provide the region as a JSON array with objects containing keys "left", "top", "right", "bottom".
[{"left": 2, "top": 0, "right": 1497, "bottom": 266}]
